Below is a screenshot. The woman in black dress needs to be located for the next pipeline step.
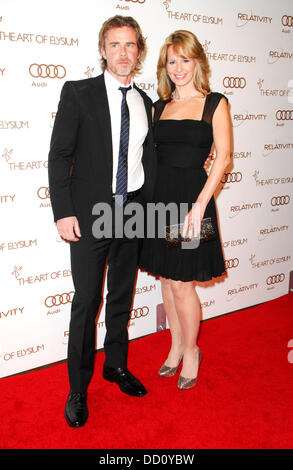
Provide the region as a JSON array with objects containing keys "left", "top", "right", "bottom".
[{"left": 139, "top": 30, "right": 232, "bottom": 389}]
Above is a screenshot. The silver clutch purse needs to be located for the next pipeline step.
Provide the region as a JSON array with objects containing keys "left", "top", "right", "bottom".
[{"left": 165, "top": 217, "right": 216, "bottom": 248}]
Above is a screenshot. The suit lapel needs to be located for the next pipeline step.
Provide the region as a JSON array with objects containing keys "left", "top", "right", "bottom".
[
  {"left": 133, "top": 84, "right": 156, "bottom": 200},
  {"left": 133, "top": 83, "right": 152, "bottom": 130},
  {"left": 89, "top": 74, "right": 113, "bottom": 185}
]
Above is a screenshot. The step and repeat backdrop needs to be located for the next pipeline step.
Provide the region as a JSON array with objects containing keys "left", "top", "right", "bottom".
[{"left": 0, "top": 0, "right": 292, "bottom": 377}]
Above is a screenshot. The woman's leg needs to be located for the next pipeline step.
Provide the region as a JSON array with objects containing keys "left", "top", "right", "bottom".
[
  {"left": 160, "top": 277, "right": 184, "bottom": 367},
  {"left": 169, "top": 280, "right": 201, "bottom": 378}
]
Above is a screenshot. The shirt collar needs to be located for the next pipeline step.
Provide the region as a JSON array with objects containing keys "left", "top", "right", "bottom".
[{"left": 104, "top": 70, "right": 133, "bottom": 92}]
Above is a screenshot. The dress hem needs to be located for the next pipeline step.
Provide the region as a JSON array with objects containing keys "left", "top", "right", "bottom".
[{"left": 139, "top": 266, "right": 226, "bottom": 283}]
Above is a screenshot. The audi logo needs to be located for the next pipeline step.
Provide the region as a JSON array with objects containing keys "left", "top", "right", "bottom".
[
  {"left": 266, "top": 273, "right": 285, "bottom": 285},
  {"left": 45, "top": 292, "right": 74, "bottom": 308},
  {"left": 130, "top": 306, "right": 149, "bottom": 319},
  {"left": 282, "top": 15, "right": 293, "bottom": 27},
  {"left": 221, "top": 172, "right": 242, "bottom": 184},
  {"left": 29, "top": 64, "right": 66, "bottom": 79},
  {"left": 276, "top": 110, "right": 293, "bottom": 120},
  {"left": 125, "top": 0, "right": 146, "bottom": 3},
  {"left": 225, "top": 258, "right": 239, "bottom": 269},
  {"left": 37, "top": 186, "right": 50, "bottom": 199},
  {"left": 223, "top": 77, "right": 246, "bottom": 89},
  {"left": 271, "top": 195, "right": 290, "bottom": 206}
]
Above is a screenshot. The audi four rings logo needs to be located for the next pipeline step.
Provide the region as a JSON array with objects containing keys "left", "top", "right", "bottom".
[
  {"left": 130, "top": 306, "right": 149, "bottom": 319},
  {"left": 276, "top": 110, "right": 293, "bottom": 120},
  {"left": 282, "top": 15, "right": 293, "bottom": 27},
  {"left": 221, "top": 172, "right": 242, "bottom": 183},
  {"left": 271, "top": 195, "right": 290, "bottom": 206},
  {"left": 29, "top": 64, "right": 66, "bottom": 79},
  {"left": 37, "top": 187, "right": 50, "bottom": 199},
  {"left": 45, "top": 292, "right": 74, "bottom": 308},
  {"left": 225, "top": 258, "right": 239, "bottom": 269},
  {"left": 266, "top": 273, "right": 285, "bottom": 285},
  {"left": 223, "top": 77, "right": 246, "bottom": 88}
]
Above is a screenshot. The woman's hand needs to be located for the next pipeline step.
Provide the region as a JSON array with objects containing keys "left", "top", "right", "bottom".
[{"left": 182, "top": 201, "right": 206, "bottom": 240}]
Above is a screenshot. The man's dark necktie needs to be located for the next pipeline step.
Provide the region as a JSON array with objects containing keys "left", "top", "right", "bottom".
[{"left": 115, "top": 85, "right": 131, "bottom": 205}]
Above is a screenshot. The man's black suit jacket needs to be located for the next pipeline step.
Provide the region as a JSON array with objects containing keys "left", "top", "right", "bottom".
[{"left": 48, "top": 73, "right": 156, "bottom": 235}]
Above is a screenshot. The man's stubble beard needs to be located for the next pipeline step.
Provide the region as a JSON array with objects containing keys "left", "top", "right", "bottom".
[
  {"left": 116, "top": 69, "right": 133, "bottom": 77},
  {"left": 106, "top": 58, "right": 137, "bottom": 78},
  {"left": 114, "top": 65, "right": 134, "bottom": 77}
]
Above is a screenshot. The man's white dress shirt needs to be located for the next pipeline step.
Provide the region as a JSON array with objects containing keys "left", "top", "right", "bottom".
[{"left": 104, "top": 70, "right": 148, "bottom": 193}]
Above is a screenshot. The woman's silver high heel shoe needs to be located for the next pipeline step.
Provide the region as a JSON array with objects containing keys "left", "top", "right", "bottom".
[
  {"left": 177, "top": 348, "right": 202, "bottom": 390},
  {"left": 158, "top": 355, "right": 183, "bottom": 377}
]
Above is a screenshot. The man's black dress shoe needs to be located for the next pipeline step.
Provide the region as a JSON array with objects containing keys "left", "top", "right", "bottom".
[
  {"left": 103, "top": 365, "right": 147, "bottom": 397},
  {"left": 64, "top": 392, "right": 89, "bottom": 427}
]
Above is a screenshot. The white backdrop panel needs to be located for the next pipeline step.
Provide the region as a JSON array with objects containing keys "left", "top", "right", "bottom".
[{"left": 0, "top": 0, "right": 292, "bottom": 377}]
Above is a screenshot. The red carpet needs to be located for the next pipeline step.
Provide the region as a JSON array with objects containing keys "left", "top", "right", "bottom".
[{"left": 1, "top": 293, "right": 293, "bottom": 450}]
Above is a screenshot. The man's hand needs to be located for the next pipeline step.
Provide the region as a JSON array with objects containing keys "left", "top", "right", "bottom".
[
  {"left": 203, "top": 154, "right": 212, "bottom": 171},
  {"left": 56, "top": 216, "right": 81, "bottom": 242}
]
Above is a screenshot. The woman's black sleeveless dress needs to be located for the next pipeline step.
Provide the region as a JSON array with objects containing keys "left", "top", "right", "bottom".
[{"left": 139, "top": 92, "right": 227, "bottom": 282}]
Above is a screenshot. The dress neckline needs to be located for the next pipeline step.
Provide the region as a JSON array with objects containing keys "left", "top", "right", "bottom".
[
  {"left": 158, "top": 118, "right": 204, "bottom": 123},
  {"left": 158, "top": 93, "right": 210, "bottom": 123}
]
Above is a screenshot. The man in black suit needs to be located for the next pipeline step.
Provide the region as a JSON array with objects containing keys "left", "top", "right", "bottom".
[{"left": 48, "top": 15, "right": 155, "bottom": 427}]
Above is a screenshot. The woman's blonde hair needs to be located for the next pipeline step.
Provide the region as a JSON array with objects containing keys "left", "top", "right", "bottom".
[{"left": 157, "top": 30, "right": 211, "bottom": 100}]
